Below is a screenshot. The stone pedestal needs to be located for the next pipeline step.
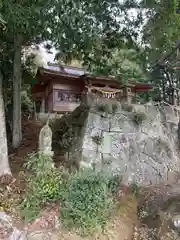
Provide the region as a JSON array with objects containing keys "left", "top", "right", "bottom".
[
  {"left": 40, "top": 98, "right": 45, "bottom": 113},
  {"left": 38, "top": 150, "right": 54, "bottom": 158}
]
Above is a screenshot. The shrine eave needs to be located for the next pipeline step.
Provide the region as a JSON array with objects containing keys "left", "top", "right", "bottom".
[
  {"left": 36, "top": 67, "right": 121, "bottom": 85},
  {"left": 134, "top": 82, "right": 153, "bottom": 92},
  {"left": 34, "top": 65, "right": 153, "bottom": 93},
  {"left": 37, "top": 69, "right": 83, "bottom": 84}
]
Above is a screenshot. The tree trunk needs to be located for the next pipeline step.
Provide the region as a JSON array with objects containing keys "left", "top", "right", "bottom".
[
  {"left": 0, "top": 70, "right": 11, "bottom": 176},
  {"left": 12, "top": 34, "right": 23, "bottom": 148}
]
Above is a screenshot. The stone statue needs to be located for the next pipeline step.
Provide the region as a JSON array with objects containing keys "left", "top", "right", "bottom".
[{"left": 39, "top": 117, "right": 54, "bottom": 157}]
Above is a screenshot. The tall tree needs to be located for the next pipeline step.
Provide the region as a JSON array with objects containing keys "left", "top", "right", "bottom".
[
  {"left": 140, "top": 0, "right": 180, "bottom": 104},
  {"left": 1, "top": 0, "right": 54, "bottom": 148},
  {"left": 0, "top": 12, "right": 12, "bottom": 175},
  {"left": 0, "top": 71, "right": 11, "bottom": 176},
  {"left": 1, "top": 0, "right": 142, "bottom": 148},
  {"left": 86, "top": 47, "right": 146, "bottom": 82}
]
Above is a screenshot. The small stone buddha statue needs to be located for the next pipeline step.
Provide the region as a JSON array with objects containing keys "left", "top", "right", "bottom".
[{"left": 39, "top": 117, "right": 54, "bottom": 157}]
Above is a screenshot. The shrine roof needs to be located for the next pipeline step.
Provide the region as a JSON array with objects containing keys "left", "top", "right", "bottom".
[
  {"left": 37, "top": 62, "right": 123, "bottom": 83},
  {"left": 35, "top": 63, "right": 153, "bottom": 90},
  {"left": 37, "top": 63, "right": 89, "bottom": 79}
]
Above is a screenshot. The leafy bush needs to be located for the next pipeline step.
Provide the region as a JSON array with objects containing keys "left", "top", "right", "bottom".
[
  {"left": 21, "top": 153, "right": 66, "bottom": 221},
  {"left": 28, "top": 169, "right": 62, "bottom": 202},
  {"left": 130, "top": 183, "right": 139, "bottom": 197},
  {"left": 108, "top": 174, "right": 122, "bottom": 195},
  {"left": 95, "top": 103, "right": 109, "bottom": 114},
  {"left": 60, "top": 169, "right": 113, "bottom": 235},
  {"left": 21, "top": 153, "right": 122, "bottom": 233},
  {"left": 24, "top": 152, "right": 54, "bottom": 174},
  {"left": 21, "top": 192, "right": 42, "bottom": 222}
]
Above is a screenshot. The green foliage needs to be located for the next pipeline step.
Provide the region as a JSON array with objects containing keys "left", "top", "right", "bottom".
[
  {"left": 21, "top": 152, "right": 125, "bottom": 233},
  {"left": 130, "top": 183, "right": 139, "bottom": 197},
  {"left": 60, "top": 169, "right": 114, "bottom": 235},
  {"left": 111, "top": 49, "right": 146, "bottom": 82},
  {"left": 21, "top": 153, "right": 66, "bottom": 222},
  {"left": 24, "top": 152, "right": 54, "bottom": 174},
  {"left": 0, "top": 0, "right": 141, "bottom": 149},
  {"left": 21, "top": 90, "right": 33, "bottom": 118},
  {"left": 141, "top": 0, "right": 180, "bottom": 59},
  {"left": 0, "top": 13, "right": 5, "bottom": 24},
  {"left": 54, "top": 1, "right": 141, "bottom": 65},
  {"left": 140, "top": 0, "right": 180, "bottom": 103},
  {"left": 95, "top": 103, "right": 109, "bottom": 114},
  {"left": 27, "top": 169, "right": 62, "bottom": 203},
  {"left": 132, "top": 111, "right": 147, "bottom": 125},
  {"left": 21, "top": 168, "right": 63, "bottom": 221},
  {"left": 86, "top": 48, "right": 146, "bottom": 83},
  {"left": 108, "top": 174, "right": 122, "bottom": 195},
  {"left": 134, "top": 92, "right": 152, "bottom": 104}
]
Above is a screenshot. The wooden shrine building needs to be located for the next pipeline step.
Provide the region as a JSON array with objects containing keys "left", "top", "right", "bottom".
[{"left": 32, "top": 63, "right": 153, "bottom": 113}]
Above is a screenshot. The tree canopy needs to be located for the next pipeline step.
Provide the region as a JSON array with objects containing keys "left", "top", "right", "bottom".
[
  {"left": 2, "top": 0, "right": 180, "bottom": 175},
  {"left": 138, "top": 0, "right": 180, "bottom": 104},
  {"left": 0, "top": 0, "right": 144, "bottom": 148}
]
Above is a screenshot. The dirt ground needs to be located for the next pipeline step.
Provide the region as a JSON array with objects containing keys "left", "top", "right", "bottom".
[{"left": 8, "top": 120, "right": 42, "bottom": 175}]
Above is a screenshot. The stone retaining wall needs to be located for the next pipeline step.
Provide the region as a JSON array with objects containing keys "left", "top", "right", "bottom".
[{"left": 51, "top": 99, "right": 180, "bottom": 186}]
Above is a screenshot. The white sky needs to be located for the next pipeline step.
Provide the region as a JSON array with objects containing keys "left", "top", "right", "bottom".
[{"left": 39, "top": 44, "right": 57, "bottom": 65}]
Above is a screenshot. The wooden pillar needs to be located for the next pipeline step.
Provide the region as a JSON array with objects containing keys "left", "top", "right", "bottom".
[
  {"left": 122, "top": 86, "right": 128, "bottom": 102},
  {"left": 41, "top": 98, "right": 45, "bottom": 113},
  {"left": 33, "top": 101, "right": 37, "bottom": 120},
  {"left": 126, "top": 87, "right": 134, "bottom": 104}
]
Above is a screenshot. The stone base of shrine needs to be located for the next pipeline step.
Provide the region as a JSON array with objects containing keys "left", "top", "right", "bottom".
[{"left": 37, "top": 112, "right": 63, "bottom": 123}]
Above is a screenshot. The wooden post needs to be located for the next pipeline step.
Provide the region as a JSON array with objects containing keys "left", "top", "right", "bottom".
[
  {"left": 33, "top": 101, "right": 37, "bottom": 121},
  {"left": 41, "top": 98, "right": 45, "bottom": 113},
  {"left": 122, "top": 86, "right": 128, "bottom": 102}
]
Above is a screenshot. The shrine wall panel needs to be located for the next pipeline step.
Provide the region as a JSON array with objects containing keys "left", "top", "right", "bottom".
[
  {"left": 53, "top": 102, "right": 80, "bottom": 112},
  {"left": 52, "top": 80, "right": 84, "bottom": 93}
]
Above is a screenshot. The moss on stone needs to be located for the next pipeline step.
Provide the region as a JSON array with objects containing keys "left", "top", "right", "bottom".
[
  {"left": 132, "top": 111, "right": 147, "bottom": 125},
  {"left": 95, "top": 103, "right": 110, "bottom": 114},
  {"left": 155, "top": 137, "right": 173, "bottom": 157},
  {"left": 121, "top": 103, "right": 133, "bottom": 112},
  {"left": 112, "top": 103, "right": 118, "bottom": 115},
  {"left": 91, "top": 135, "right": 103, "bottom": 145}
]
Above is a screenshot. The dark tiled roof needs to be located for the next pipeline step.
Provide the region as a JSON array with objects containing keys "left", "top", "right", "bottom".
[
  {"left": 40, "top": 63, "right": 119, "bottom": 83},
  {"left": 38, "top": 63, "right": 153, "bottom": 89},
  {"left": 44, "top": 63, "right": 88, "bottom": 77}
]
